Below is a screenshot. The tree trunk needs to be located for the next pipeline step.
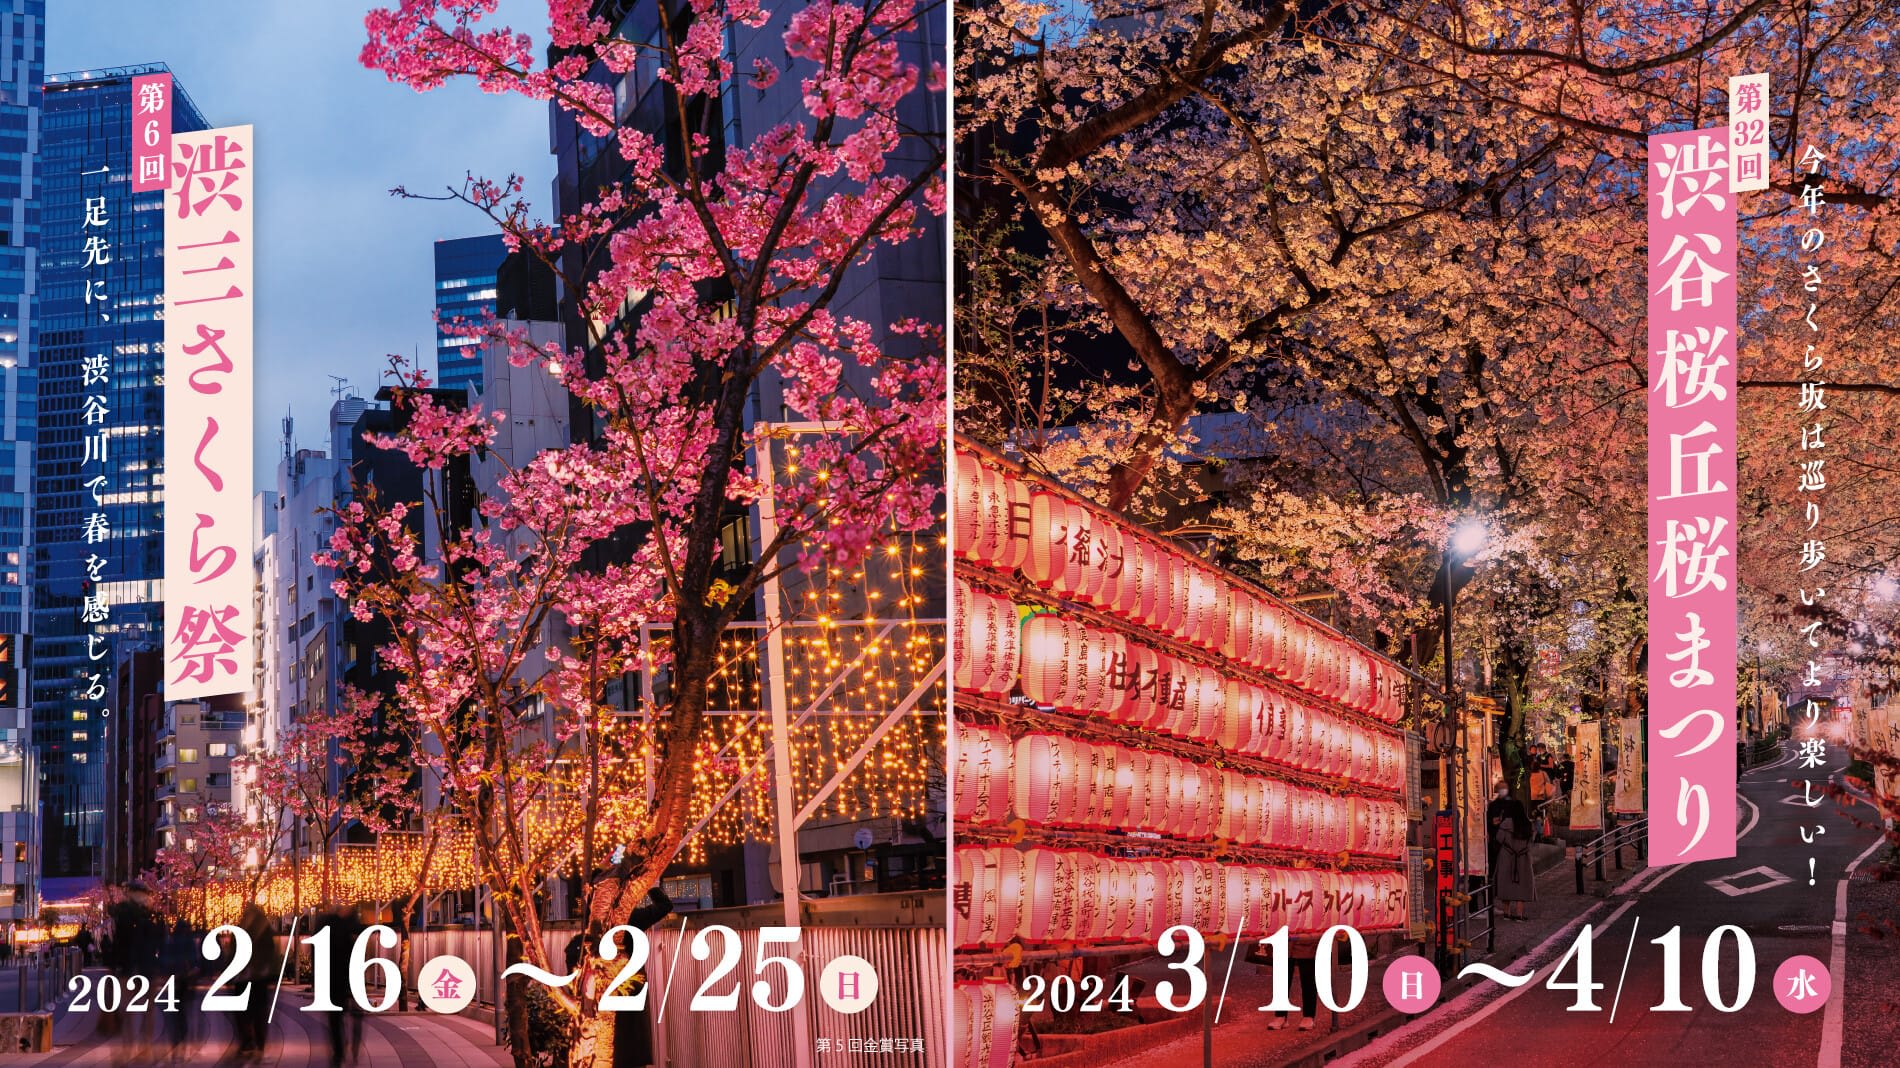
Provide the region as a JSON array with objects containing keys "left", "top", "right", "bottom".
[
  {"left": 572, "top": 1012, "right": 614, "bottom": 1068},
  {"left": 504, "top": 930, "right": 536, "bottom": 1068},
  {"left": 1497, "top": 639, "right": 1534, "bottom": 807}
]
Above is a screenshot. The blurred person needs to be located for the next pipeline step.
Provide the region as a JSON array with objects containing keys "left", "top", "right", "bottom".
[
  {"left": 160, "top": 917, "right": 197, "bottom": 1065},
  {"left": 317, "top": 903, "right": 366, "bottom": 1067},
  {"left": 106, "top": 882, "right": 161, "bottom": 1066},
  {"left": 231, "top": 903, "right": 280, "bottom": 1064}
]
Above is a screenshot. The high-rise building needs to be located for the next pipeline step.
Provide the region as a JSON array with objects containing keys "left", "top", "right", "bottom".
[
  {"left": 35, "top": 66, "right": 207, "bottom": 883},
  {"left": 432, "top": 234, "right": 507, "bottom": 393},
  {"left": 0, "top": 0, "right": 44, "bottom": 925}
]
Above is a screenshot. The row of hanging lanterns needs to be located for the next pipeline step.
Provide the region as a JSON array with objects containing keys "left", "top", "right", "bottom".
[
  {"left": 954, "top": 450, "right": 1407, "bottom": 725},
  {"left": 957, "top": 585, "right": 1404, "bottom": 788},
  {"left": 955, "top": 722, "right": 1405, "bottom": 857},
  {"left": 954, "top": 846, "right": 1407, "bottom": 949}
]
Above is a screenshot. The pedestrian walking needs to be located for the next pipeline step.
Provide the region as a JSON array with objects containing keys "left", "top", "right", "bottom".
[
  {"left": 1492, "top": 782, "right": 1535, "bottom": 921},
  {"left": 1258, "top": 943, "right": 1320, "bottom": 1032},
  {"left": 106, "top": 882, "right": 162, "bottom": 1065},
  {"left": 160, "top": 917, "right": 197, "bottom": 1065},
  {"left": 318, "top": 904, "right": 366, "bottom": 1067},
  {"left": 232, "top": 903, "right": 279, "bottom": 1063}
]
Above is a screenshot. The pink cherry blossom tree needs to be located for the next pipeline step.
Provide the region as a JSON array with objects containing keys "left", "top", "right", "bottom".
[
  {"left": 958, "top": 0, "right": 1900, "bottom": 795},
  {"left": 352, "top": 2, "right": 943, "bottom": 1063},
  {"left": 235, "top": 691, "right": 398, "bottom": 911}
]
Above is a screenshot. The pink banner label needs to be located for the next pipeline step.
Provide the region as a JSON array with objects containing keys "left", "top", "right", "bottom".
[
  {"left": 131, "top": 73, "right": 173, "bottom": 192},
  {"left": 164, "top": 126, "right": 255, "bottom": 699},
  {"left": 1647, "top": 128, "right": 1738, "bottom": 863}
]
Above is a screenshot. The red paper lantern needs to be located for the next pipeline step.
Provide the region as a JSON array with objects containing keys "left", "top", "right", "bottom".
[
  {"left": 953, "top": 721, "right": 1010, "bottom": 824},
  {"left": 1284, "top": 698, "right": 1310, "bottom": 771},
  {"left": 1170, "top": 662, "right": 1224, "bottom": 742},
  {"left": 1218, "top": 773, "right": 1256, "bottom": 844},
  {"left": 1218, "top": 679, "right": 1257, "bottom": 753},
  {"left": 1131, "top": 860, "right": 1169, "bottom": 943},
  {"left": 1158, "top": 551, "right": 1189, "bottom": 639},
  {"left": 957, "top": 981, "right": 1020, "bottom": 1068},
  {"left": 1183, "top": 565, "right": 1223, "bottom": 652},
  {"left": 965, "top": 459, "right": 1032, "bottom": 572},
  {"left": 1020, "top": 849, "right": 1072, "bottom": 942},
  {"left": 954, "top": 847, "right": 1020, "bottom": 947},
  {"left": 1349, "top": 727, "right": 1372, "bottom": 784},
  {"left": 1018, "top": 615, "right": 1126, "bottom": 715},
  {"left": 954, "top": 580, "right": 1020, "bottom": 699},
  {"left": 1227, "top": 589, "right": 1259, "bottom": 665},
  {"left": 1013, "top": 734, "right": 1079, "bottom": 827},
  {"left": 951, "top": 450, "right": 984, "bottom": 561},
  {"left": 1024, "top": 491, "right": 1080, "bottom": 593}
]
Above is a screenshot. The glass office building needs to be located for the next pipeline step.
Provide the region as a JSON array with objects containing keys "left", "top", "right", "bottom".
[
  {"left": 35, "top": 65, "right": 206, "bottom": 880},
  {"left": 433, "top": 233, "right": 507, "bottom": 393},
  {"left": 0, "top": 3, "right": 41, "bottom": 697}
]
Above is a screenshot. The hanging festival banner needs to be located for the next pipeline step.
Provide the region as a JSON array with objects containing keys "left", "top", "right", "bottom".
[
  {"left": 1462, "top": 698, "right": 1494, "bottom": 876},
  {"left": 1647, "top": 125, "right": 1738, "bottom": 863},
  {"left": 1569, "top": 721, "right": 1603, "bottom": 832},
  {"left": 1615, "top": 715, "right": 1645, "bottom": 816},
  {"left": 163, "top": 126, "right": 256, "bottom": 700}
]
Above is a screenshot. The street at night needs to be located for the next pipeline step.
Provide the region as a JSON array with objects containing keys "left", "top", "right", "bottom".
[{"left": 1345, "top": 740, "right": 1883, "bottom": 1066}]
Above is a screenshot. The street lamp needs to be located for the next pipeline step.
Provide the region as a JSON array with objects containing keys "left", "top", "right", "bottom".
[
  {"left": 1442, "top": 517, "right": 1488, "bottom": 711},
  {"left": 1434, "top": 516, "right": 1484, "bottom": 977}
]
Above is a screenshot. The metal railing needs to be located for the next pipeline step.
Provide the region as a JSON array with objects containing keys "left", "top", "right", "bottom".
[
  {"left": 1575, "top": 816, "right": 1648, "bottom": 894},
  {"left": 1465, "top": 877, "right": 1498, "bottom": 956}
]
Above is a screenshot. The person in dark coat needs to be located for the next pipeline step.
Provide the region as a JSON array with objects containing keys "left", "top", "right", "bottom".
[
  {"left": 233, "top": 904, "right": 280, "bottom": 1063},
  {"left": 107, "top": 882, "right": 162, "bottom": 1065},
  {"left": 318, "top": 904, "right": 366, "bottom": 1066},
  {"left": 613, "top": 886, "right": 673, "bottom": 1067},
  {"left": 1489, "top": 782, "right": 1534, "bottom": 920},
  {"left": 160, "top": 918, "right": 197, "bottom": 1063}
]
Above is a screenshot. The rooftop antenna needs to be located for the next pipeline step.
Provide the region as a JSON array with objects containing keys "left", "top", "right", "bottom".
[
  {"left": 281, "top": 409, "right": 293, "bottom": 462},
  {"left": 328, "top": 375, "right": 356, "bottom": 401}
]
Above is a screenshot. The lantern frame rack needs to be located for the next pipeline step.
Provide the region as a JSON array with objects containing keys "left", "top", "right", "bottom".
[
  {"left": 961, "top": 567, "right": 1414, "bottom": 752},
  {"left": 956, "top": 693, "right": 1403, "bottom": 802},
  {"left": 953, "top": 823, "right": 1406, "bottom": 875},
  {"left": 954, "top": 435, "right": 1455, "bottom": 713}
]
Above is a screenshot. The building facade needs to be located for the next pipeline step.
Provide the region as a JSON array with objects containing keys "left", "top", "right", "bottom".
[
  {"left": 0, "top": 0, "right": 42, "bottom": 924},
  {"left": 432, "top": 234, "right": 507, "bottom": 394},
  {"left": 35, "top": 66, "right": 207, "bottom": 883}
]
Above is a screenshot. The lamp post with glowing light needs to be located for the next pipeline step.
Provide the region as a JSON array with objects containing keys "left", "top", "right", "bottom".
[
  {"left": 1443, "top": 518, "right": 1488, "bottom": 718},
  {"left": 1435, "top": 517, "right": 1485, "bottom": 975}
]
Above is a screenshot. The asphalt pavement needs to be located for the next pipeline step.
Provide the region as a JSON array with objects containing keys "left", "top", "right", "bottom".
[{"left": 1340, "top": 739, "right": 1885, "bottom": 1067}]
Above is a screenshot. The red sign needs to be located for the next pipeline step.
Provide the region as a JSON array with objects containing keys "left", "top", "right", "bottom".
[{"left": 1435, "top": 811, "right": 1456, "bottom": 952}]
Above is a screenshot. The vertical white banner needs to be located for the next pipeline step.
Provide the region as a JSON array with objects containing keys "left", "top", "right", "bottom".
[
  {"left": 1615, "top": 715, "right": 1645, "bottom": 815},
  {"left": 1462, "top": 700, "right": 1493, "bottom": 876},
  {"left": 1729, "top": 73, "right": 1770, "bottom": 192},
  {"left": 1569, "top": 721, "right": 1603, "bottom": 831},
  {"left": 163, "top": 125, "right": 255, "bottom": 700}
]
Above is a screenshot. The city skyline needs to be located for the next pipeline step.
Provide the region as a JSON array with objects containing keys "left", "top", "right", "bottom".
[{"left": 45, "top": 0, "right": 549, "bottom": 492}]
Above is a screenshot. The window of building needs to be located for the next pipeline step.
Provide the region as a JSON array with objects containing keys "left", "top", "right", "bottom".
[
  {"left": 208, "top": 742, "right": 231, "bottom": 757},
  {"left": 182, "top": 777, "right": 198, "bottom": 793},
  {"left": 178, "top": 748, "right": 198, "bottom": 764}
]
